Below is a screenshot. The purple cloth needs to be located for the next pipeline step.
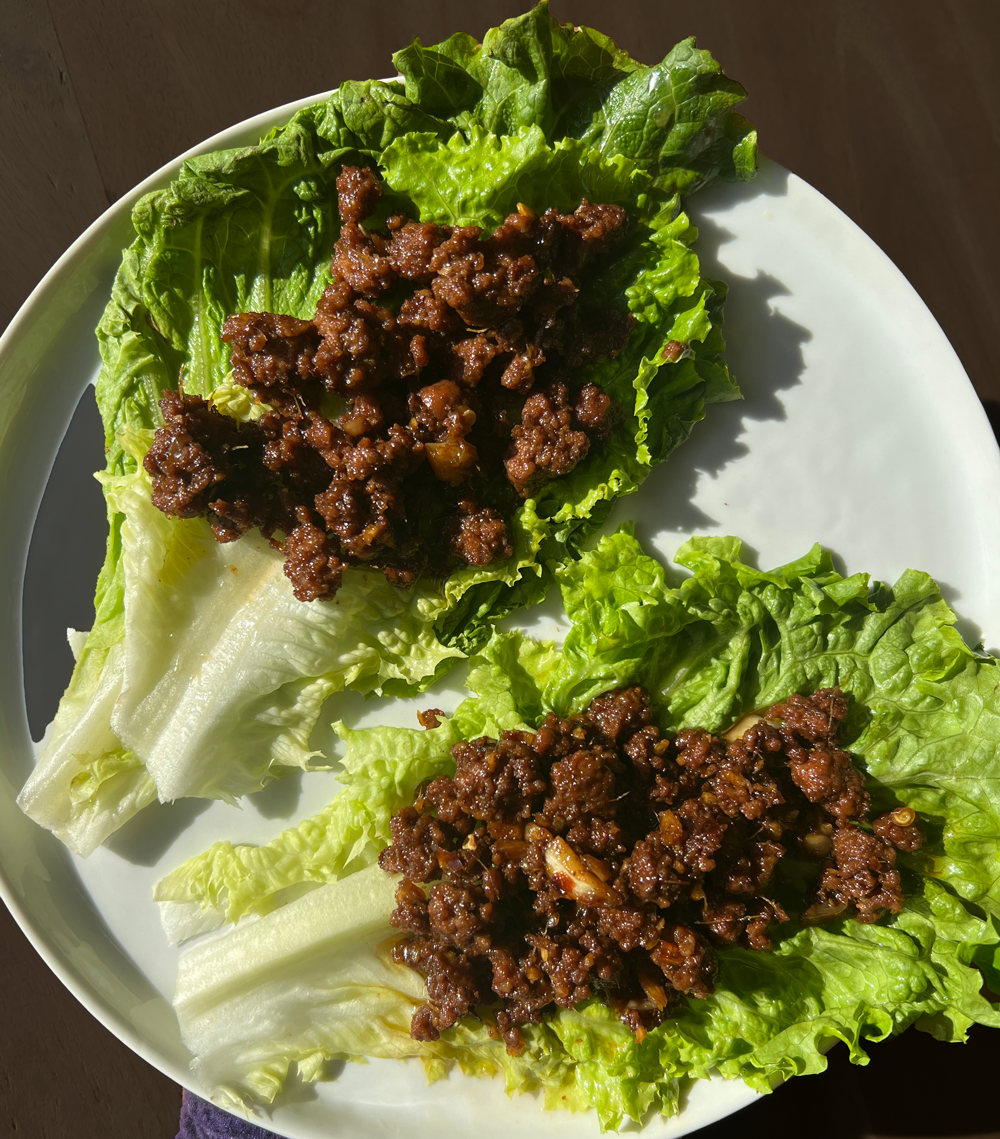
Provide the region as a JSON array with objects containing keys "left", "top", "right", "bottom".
[{"left": 176, "top": 1091, "right": 279, "bottom": 1139}]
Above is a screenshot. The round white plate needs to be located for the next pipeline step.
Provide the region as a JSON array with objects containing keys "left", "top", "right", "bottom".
[{"left": 3, "top": 91, "right": 999, "bottom": 1139}]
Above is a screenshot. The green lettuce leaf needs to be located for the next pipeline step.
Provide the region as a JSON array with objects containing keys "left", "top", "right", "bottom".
[
  {"left": 155, "top": 719, "right": 461, "bottom": 938},
  {"left": 162, "top": 532, "right": 1000, "bottom": 1127},
  {"left": 649, "top": 877, "right": 1000, "bottom": 1087},
  {"left": 389, "top": 3, "right": 756, "bottom": 195},
  {"left": 23, "top": 3, "right": 752, "bottom": 850},
  {"left": 546, "top": 529, "right": 1000, "bottom": 920}
]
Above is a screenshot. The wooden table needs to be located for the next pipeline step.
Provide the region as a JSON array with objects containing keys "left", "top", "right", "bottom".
[{"left": 3, "top": 3, "right": 999, "bottom": 1136}]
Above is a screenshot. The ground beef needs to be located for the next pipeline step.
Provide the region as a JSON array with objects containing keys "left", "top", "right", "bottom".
[
  {"left": 142, "top": 390, "right": 279, "bottom": 542},
  {"left": 221, "top": 313, "right": 322, "bottom": 411},
  {"left": 443, "top": 500, "right": 513, "bottom": 566},
  {"left": 505, "top": 382, "right": 594, "bottom": 497},
  {"left": 810, "top": 824, "right": 904, "bottom": 923},
  {"left": 379, "top": 687, "right": 925, "bottom": 1052},
  {"left": 282, "top": 517, "right": 346, "bottom": 602},
  {"left": 145, "top": 167, "right": 635, "bottom": 601}
]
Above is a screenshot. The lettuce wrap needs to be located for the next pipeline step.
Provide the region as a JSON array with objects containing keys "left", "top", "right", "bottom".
[
  {"left": 160, "top": 530, "right": 1000, "bottom": 1129},
  {"left": 18, "top": 4, "right": 755, "bottom": 854}
]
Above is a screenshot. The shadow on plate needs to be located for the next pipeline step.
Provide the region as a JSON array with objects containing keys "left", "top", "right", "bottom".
[
  {"left": 22, "top": 391, "right": 107, "bottom": 745},
  {"left": 931, "top": 578, "right": 985, "bottom": 654},
  {"left": 610, "top": 212, "right": 812, "bottom": 548},
  {"left": 104, "top": 796, "right": 213, "bottom": 867},
  {"left": 248, "top": 768, "right": 305, "bottom": 821},
  {"left": 262, "top": 1061, "right": 347, "bottom": 1114},
  {"left": 696, "top": 154, "right": 792, "bottom": 213}
]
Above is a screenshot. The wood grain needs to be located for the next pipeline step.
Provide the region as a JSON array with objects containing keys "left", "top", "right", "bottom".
[
  {"left": 0, "top": 0, "right": 109, "bottom": 334},
  {"left": 0, "top": 903, "right": 180, "bottom": 1137},
  {"left": 3, "top": 3, "right": 1000, "bottom": 1137},
  {"left": 42, "top": 0, "right": 519, "bottom": 202}
]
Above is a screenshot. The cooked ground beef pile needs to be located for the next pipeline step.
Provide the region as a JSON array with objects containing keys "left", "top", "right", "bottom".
[
  {"left": 143, "top": 166, "right": 634, "bottom": 601},
  {"left": 379, "top": 686, "right": 924, "bottom": 1052}
]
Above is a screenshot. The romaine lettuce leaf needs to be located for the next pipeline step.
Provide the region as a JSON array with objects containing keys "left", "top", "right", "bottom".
[
  {"left": 14, "top": 638, "right": 157, "bottom": 856},
  {"left": 156, "top": 719, "right": 461, "bottom": 939},
  {"left": 388, "top": 3, "right": 756, "bottom": 194},
  {"left": 162, "top": 532, "right": 1000, "bottom": 1127},
  {"left": 173, "top": 865, "right": 427, "bottom": 1108},
  {"left": 547, "top": 530, "right": 1000, "bottom": 920},
  {"left": 174, "top": 862, "right": 642, "bottom": 1117},
  {"left": 17, "top": 450, "right": 463, "bottom": 853},
  {"left": 22, "top": 4, "right": 753, "bottom": 850}
]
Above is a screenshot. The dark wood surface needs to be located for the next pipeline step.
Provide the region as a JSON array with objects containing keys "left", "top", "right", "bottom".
[{"left": 3, "top": 2, "right": 1000, "bottom": 1136}]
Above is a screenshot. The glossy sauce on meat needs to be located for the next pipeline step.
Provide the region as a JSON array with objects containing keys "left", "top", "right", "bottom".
[
  {"left": 378, "top": 687, "right": 924, "bottom": 1052},
  {"left": 143, "top": 167, "right": 633, "bottom": 601}
]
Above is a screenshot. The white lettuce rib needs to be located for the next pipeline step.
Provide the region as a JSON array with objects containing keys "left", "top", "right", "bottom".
[
  {"left": 19, "top": 464, "right": 462, "bottom": 852},
  {"left": 159, "top": 899, "right": 227, "bottom": 946},
  {"left": 105, "top": 471, "right": 460, "bottom": 804},
  {"left": 174, "top": 865, "right": 425, "bottom": 1107},
  {"left": 16, "top": 642, "right": 157, "bottom": 856}
]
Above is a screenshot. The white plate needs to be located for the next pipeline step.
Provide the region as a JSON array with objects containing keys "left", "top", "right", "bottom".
[{"left": 3, "top": 91, "right": 1000, "bottom": 1139}]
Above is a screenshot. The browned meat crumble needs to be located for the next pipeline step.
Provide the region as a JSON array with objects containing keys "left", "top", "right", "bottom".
[
  {"left": 377, "top": 686, "right": 924, "bottom": 1053},
  {"left": 143, "top": 166, "right": 633, "bottom": 601}
]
